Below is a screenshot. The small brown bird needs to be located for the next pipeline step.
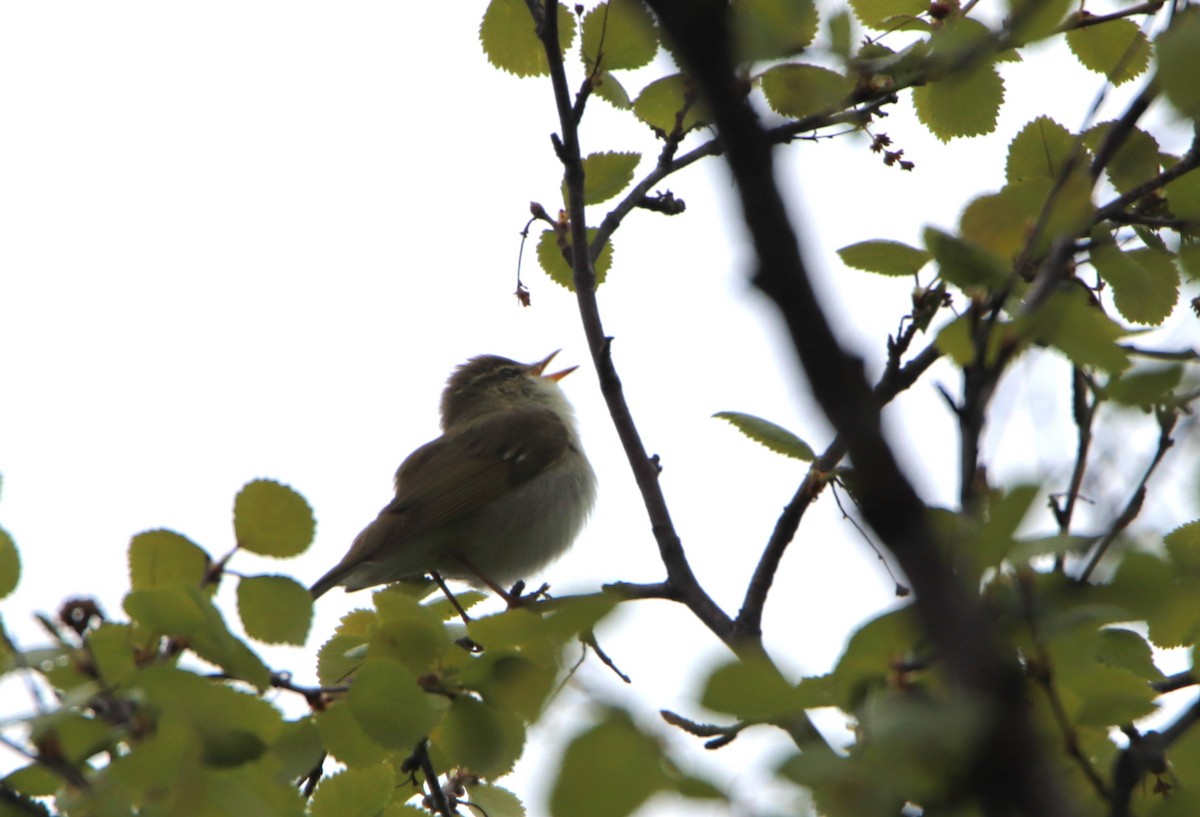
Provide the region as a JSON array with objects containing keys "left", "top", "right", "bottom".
[{"left": 310, "top": 352, "right": 596, "bottom": 599}]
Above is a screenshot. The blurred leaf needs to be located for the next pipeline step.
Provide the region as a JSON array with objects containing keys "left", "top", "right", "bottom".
[
  {"left": 1022, "top": 287, "right": 1130, "bottom": 374},
  {"left": 823, "top": 606, "right": 919, "bottom": 711},
  {"left": 1165, "top": 520, "right": 1200, "bottom": 572},
  {"left": 924, "top": 226, "right": 1010, "bottom": 290},
  {"left": 1105, "top": 366, "right": 1183, "bottom": 407},
  {"left": 315, "top": 701, "right": 389, "bottom": 768},
  {"left": 311, "top": 763, "right": 395, "bottom": 817},
  {"left": 1156, "top": 8, "right": 1200, "bottom": 118},
  {"left": 1066, "top": 19, "right": 1151, "bottom": 85},
  {"left": 828, "top": 9, "right": 853, "bottom": 58},
  {"left": 434, "top": 696, "right": 523, "bottom": 778},
  {"left": 271, "top": 717, "right": 326, "bottom": 783},
  {"left": 0, "top": 526, "right": 18, "bottom": 599},
  {"left": 468, "top": 784, "right": 525, "bottom": 817},
  {"left": 1096, "top": 627, "right": 1164, "bottom": 681},
  {"left": 1166, "top": 170, "right": 1200, "bottom": 221},
  {"left": 129, "top": 529, "right": 210, "bottom": 590},
  {"left": 912, "top": 64, "right": 1004, "bottom": 142},
  {"left": 581, "top": 0, "right": 658, "bottom": 72},
  {"left": 233, "top": 479, "right": 314, "bottom": 558},
  {"left": 370, "top": 586, "right": 453, "bottom": 675},
  {"left": 1007, "top": 0, "right": 1073, "bottom": 43},
  {"left": 1084, "top": 122, "right": 1162, "bottom": 194},
  {"left": 701, "top": 655, "right": 802, "bottom": 719},
  {"left": 849, "top": 0, "right": 926, "bottom": 30},
  {"left": 549, "top": 711, "right": 669, "bottom": 817},
  {"left": 125, "top": 586, "right": 271, "bottom": 690},
  {"left": 960, "top": 191, "right": 1029, "bottom": 260},
  {"left": 935, "top": 313, "right": 976, "bottom": 366},
  {"left": 3, "top": 763, "right": 61, "bottom": 798},
  {"left": 317, "top": 610, "right": 373, "bottom": 687},
  {"left": 86, "top": 623, "right": 137, "bottom": 687},
  {"left": 760, "top": 63, "right": 852, "bottom": 119},
  {"left": 347, "top": 657, "right": 443, "bottom": 751},
  {"left": 135, "top": 664, "right": 284, "bottom": 766},
  {"left": 1091, "top": 244, "right": 1179, "bottom": 326},
  {"left": 1006, "top": 116, "right": 1079, "bottom": 185},
  {"left": 237, "top": 575, "right": 313, "bottom": 645},
  {"left": 480, "top": 0, "right": 575, "bottom": 78},
  {"left": 632, "top": 74, "right": 710, "bottom": 135},
  {"left": 712, "top": 412, "right": 815, "bottom": 461},
  {"left": 565, "top": 151, "right": 640, "bottom": 207},
  {"left": 536, "top": 228, "right": 612, "bottom": 291},
  {"left": 460, "top": 651, "right": 558, "bottom": 722},
  {"left": 732, "top": 0, "right": 819, "bottom": 63},
  {"left": 837, "top": 239, "right": 930, "bottom": 277}
]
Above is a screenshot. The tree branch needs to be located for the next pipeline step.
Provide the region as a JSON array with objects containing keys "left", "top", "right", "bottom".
[
  {"left": 534, "top": 0, "right": 735, "bottom": 644},
  {"left": 641, "top": 2, "right": 1078, "bottom": 814}
]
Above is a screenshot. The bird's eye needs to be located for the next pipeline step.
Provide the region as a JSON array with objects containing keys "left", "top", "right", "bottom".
[{"left": 499, "top": 367, "right": 520, "bottom": 380}]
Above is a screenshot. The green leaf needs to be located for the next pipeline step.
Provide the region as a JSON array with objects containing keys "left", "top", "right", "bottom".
[
  {"left": 3, "top": 763, "right": 61, "bottom": 798},
  {"left": 1156, "top": 8, "right": 1200, "bottom": 118},
  {"left": 828, "top": 9, "right": 853, "bottom": 59},
  {"left": 1091, "top": 245, "right": 1179, "bottom": 326},
  {"left": 1181, "top": 243, "right": 1200, "bottom": 281},
  {"left": 1068, "top": 665, "right": 1159, "bottom": 727},
  {"left": 632, "top": 74, "right": 710, "bottom": 136},
  {"left": 1006, "top": 116, "right": 1079, "bottom": 185},
  {"left": 129, "top": 529, "right": 210, "bottom": 590},
  {"left": 125, "top": 586, "right": 271, "bottom": 690},
  {"left": 1166, "top": 520, "right": 1200, "bottom": 573},
  {"left": 1084, "top": 122, "right": 1162, "bottom": 194},
  {"left": 459, "top": 651, "right": 558, "bottom": 722},
  {"left": 935, "top": 313, "right": 976, "bottom": 366},
  {"left": 480, "top": 0, "right": 576, "bottom": 78},
  {"left": 565, "top": 151, "right": 640, "bottom": 207},
  {"left": 849, "top": 0, "right": 926, "bottom": 30},
  {"left": 536, "top": 228, "right": 612, "bottom": 291},
  {"left": 434, "top": 696, "right": 521, "bottom": 778},
  {"left": 347, "top": 657, "right": 443, "bottom": 751},
  {"left": 0, "top": 526, "right": 18, "bottom": 599},
  {"left": 237, "top": 575, "right": 313, "bottom": 645},
  {"left": 1021, "top": 287, "right": 1130, "bottom": 373},
  {"left": 549, "top": 711, "right": 669, "bottom": 817},
  {"left": 712, "top": 412, "right": 815, "bottom": 461},
  {"left": 311, "top": 763, "right": 395, "bottom": 817},
  {"left": 912, "top": 63, "right": 1004, "bottom": 142},
  {"left": 1105, "top": 366, "right": 1183, "bottom": 407},
  {"left": 1096, "top": 627, "right": 1164, "bottom": 682},
  {"left": 315, "top": 701, "right": 389, "bottom": 768},
  {"left": 369, "top": 586, "right": 452, "bottom": 675},
  {"left": 233, "top": 479, "right": 314, "bottom": 558},
  {"left": 1166, "top": 169, "right": 1200, "bottom": 221},
  {"left": 959, "top": 191, "right": 1029, "bottom": 260},
  {"left": 467, "top": 784, "right": 525, "bottom": 817},
  {"left": 86, "top": 623, "right": 138, "bottom": 687},
  {"left": 700, "top": 656, "right": 802, "bottom": 719},
  {"left": 581, "top": 0, "right": 658, "bottom": 72},
  {"left": 823, "top": 606, "right": 919, "bottom": 711},
  {"left": 592, "top": 71, "right": 632, "bottom": 109},
  {"left": 732, "top": 0, "right": 819, "bottom": 63},
  {"left": 760, "top": 63, "right": 853, "bottom": 119},
  {"left": 837, "top": 239, "right": 930, "bottom": 277},
  {"left": 1007, "top": 0, "right": 1073, "bottom": 44},
  {"left": 923, "top": 227, "right": 1010, "bottom": 290},
  {"left": 1066, "top": 19, "right": 1151, "bottom": 85}
]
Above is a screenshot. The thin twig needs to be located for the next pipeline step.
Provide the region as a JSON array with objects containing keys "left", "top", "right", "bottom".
[{"left": 1078, "top": 409, "right": 1177, "bottom": 582}]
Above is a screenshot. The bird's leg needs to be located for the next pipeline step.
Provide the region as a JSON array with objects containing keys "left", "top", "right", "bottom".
[
  {"left": 430, "top": 571, "right": 472, "bottom": 624},
  {"left": 455, "top": 558, "right": 549, "bottom": 607}
]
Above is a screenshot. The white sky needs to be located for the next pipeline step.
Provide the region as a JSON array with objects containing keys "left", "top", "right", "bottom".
[{"left": 1, "top": 3, "right": 1197, "bottom": 815}]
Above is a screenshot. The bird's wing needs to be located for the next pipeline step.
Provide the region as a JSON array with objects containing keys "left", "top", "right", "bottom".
[
  {"left": 309, "top": 408, "right": 573, "bottom": 597},
  {"left": 386, "top": 406, "right": 571, "bottom": 529}
]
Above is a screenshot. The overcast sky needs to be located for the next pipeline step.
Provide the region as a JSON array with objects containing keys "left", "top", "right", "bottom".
[{"left": 1, "top": 3, "right": 1197, "bottom": 815}]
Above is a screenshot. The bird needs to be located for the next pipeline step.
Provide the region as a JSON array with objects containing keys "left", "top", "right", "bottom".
[{"left": 310, "top": 351, "right": 597, "bottom": 601}]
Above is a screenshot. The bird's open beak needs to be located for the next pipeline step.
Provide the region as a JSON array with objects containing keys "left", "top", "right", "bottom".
[{"left": 532, "top": 350, "right": 578, "bottom": 382}]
